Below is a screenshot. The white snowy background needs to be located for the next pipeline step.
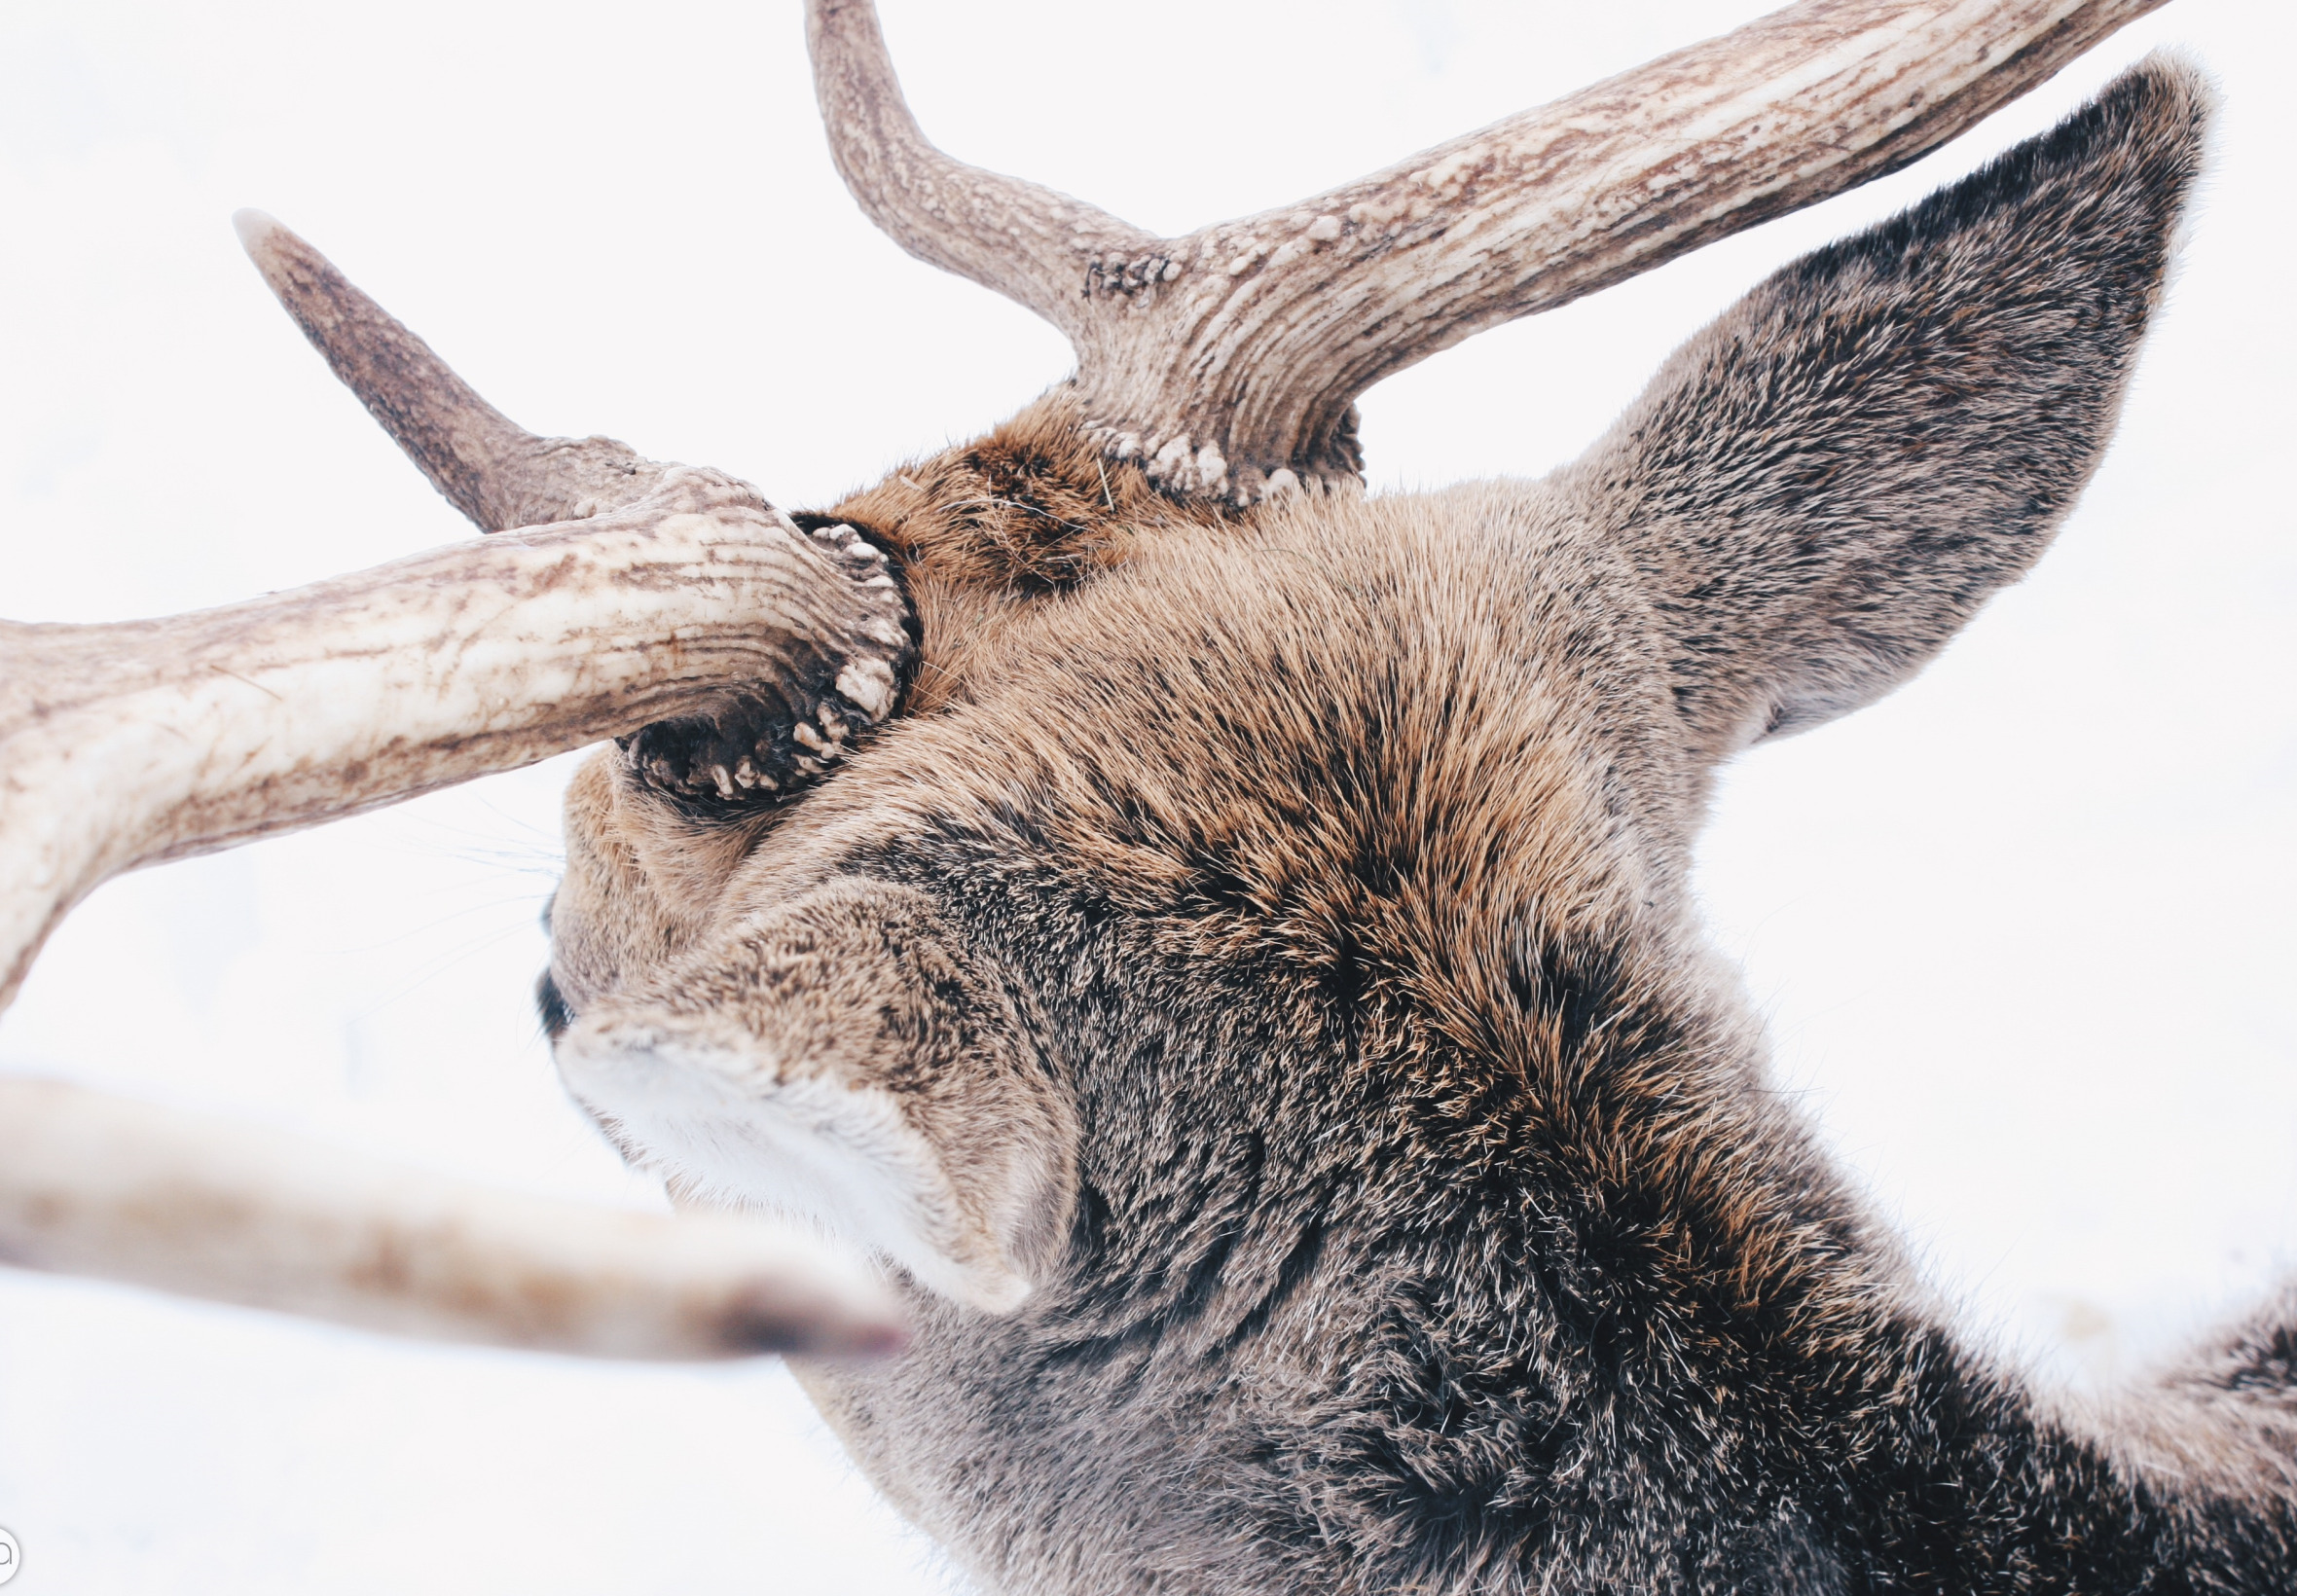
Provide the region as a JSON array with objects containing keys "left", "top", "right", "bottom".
[{"left": 1, "top": 0, "right": 2291, "bottom": 1590}]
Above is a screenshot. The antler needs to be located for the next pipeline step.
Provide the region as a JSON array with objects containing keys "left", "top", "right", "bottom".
[
  {"left": 0, "top": 216, "right": 915, "bottom": 1356},
  {"left": 0, "top": 1078, "right": 901, "bottom": 1359},
  {"left": 236, "top": 211, "right": 673, "bottom": 534},
  {"left": 0, "top": 482, "right": 901, "bottom": 1010},
  {"left": 236, "top": 212, "right": 919, "bottom": 799},
  {"left": 810, "top": 0, "right": 2170, "bottom": 502}
]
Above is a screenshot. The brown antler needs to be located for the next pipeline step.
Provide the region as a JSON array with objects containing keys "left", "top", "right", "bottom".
[
  {"left": 0, "top": 480, "right": 904, "bottom": 1012},
  {"left": 235, "top": 210, "right": 670, "bottom": 532},
  {"left": 228, "top": 213, "right": 915, "bottom": 808},
  {"left": 809, "top": 0, "right": 2170, "bottom": 502}
]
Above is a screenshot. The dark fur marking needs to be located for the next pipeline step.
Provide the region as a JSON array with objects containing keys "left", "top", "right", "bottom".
[{"left": 533, "top": 968, "right": 573, "bottom": 1041}]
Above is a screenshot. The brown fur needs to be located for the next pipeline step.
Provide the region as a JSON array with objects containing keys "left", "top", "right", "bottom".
[{"left": 544, "top": 61, "right": 2297, "bottom": 1594}]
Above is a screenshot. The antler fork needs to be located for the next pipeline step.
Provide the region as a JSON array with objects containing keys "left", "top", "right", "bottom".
[{"left": 811, "top": 0, "right": 2170, "bottom": 501}]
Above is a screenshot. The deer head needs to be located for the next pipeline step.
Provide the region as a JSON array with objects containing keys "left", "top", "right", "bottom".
[
  {"left": 7, "top": 0, "right": 2285, "bottom": 1587},
  {"left": 543, "top": 2, "right": 2279, "bottom": 1588}
]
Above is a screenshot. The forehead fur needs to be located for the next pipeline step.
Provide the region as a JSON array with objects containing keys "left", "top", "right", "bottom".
[{"left": 781, "top": 455, "right": 1689, "bottom": 955}]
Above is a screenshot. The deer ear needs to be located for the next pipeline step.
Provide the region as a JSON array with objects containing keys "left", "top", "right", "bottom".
[
  {"left": 1570, "top": 59, "right": 2209, "bottom": 757},
  {"left": 552, "top": 881, "right": 1073, "bottom": 1315}
]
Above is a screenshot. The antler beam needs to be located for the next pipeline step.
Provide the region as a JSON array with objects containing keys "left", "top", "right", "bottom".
[
  {"left": 811, "top": 0, "right": 2170, "bottom": 501},
  {"left": 0, "top": 474, "right": 905, "bottom": 1010},
  {"left": 0, "top": 1078, "right": 900, "bottom": 1358}
]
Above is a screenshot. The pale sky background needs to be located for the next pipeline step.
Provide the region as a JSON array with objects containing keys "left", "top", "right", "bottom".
[{"left": 1, "top": 1, "right": 2292, "bottom": 1591}]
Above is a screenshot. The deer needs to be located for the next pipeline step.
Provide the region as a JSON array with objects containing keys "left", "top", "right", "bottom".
[{"left": 0, "top": 0, "right": 2285, "bottom": 1588}]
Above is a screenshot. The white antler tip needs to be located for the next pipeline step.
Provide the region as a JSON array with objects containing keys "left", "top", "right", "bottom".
[{"left": 231, "top": 207, "right": 283, "bottom": 255}]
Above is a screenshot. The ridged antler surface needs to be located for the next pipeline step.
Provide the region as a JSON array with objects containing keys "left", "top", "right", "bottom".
[{"left": 812, "top": 0, "right": 2169, "bottom": 500}]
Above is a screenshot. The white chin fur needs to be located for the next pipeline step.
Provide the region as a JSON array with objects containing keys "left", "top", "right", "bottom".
[{"left": 554, "top": 1018, "right": 1032, "bottom": 1314}]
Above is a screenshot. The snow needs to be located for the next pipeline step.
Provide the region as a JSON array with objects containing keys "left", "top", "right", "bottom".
[{"left": 1, "top": 0, "right": 2291, "bottom": 1590}]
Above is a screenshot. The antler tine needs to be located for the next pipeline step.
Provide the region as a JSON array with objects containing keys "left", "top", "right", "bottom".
[
  {"left": 236, "top": 210, "right": 663, "bottom": 532},
  {"left": 805, "top": 0, "right": 1160, "bottom": 341},
  {"left": 810, "top": 0, "right": 2171, "bottom": 504}
]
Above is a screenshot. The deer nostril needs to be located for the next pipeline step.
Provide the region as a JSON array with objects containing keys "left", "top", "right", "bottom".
[{"left": 535, "top": 969, "right": 574, "bottom": 1041}]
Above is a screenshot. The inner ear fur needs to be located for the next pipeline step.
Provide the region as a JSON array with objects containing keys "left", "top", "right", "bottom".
[
  {"left": 1567, "top": 57, "right": 2210, "bottom": 758},
  {"left": 554, "top": 879, "right": 1075, "bottom": 1314}
]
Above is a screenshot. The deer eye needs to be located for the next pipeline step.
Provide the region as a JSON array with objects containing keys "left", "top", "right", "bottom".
[{"left": 534, "top": 969, "right": 575, "bottom": 1042}]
